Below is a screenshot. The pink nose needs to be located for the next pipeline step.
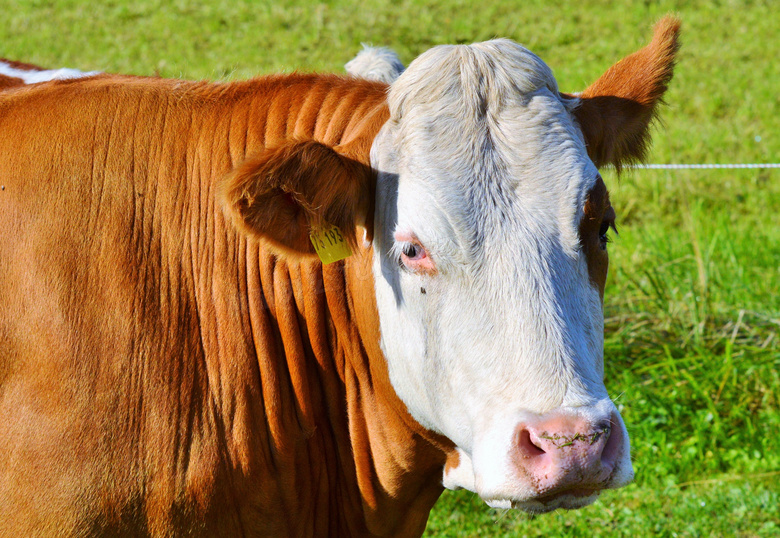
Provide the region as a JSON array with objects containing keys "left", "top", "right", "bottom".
[{"left": 513, "top": 412, "right": 622, "bottom": 498}]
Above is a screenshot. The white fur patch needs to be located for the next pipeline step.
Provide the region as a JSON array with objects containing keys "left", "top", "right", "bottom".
[
  {"left": 0, "top": 62, "right": 100, "bottom": 84},
  {"left": 370, "top": 39, "right": 633, "bottom": 510},
  {"left": 345, "top": 45, "right": 405, "bottom": 83}
]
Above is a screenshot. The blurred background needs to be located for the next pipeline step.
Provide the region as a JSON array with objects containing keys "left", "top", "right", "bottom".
[{"left": 2, "top": 0, "right": 777, "bottom": 535}]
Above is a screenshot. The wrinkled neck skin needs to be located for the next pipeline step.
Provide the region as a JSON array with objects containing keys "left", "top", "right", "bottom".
[
  {"left": 182, "top": 76, "right": 452, "bottom": 536},
  {"left": 0, "top": 74, "right": 451, "bottom": 536},
  {"left": 221, "top": 246, "right": 451, "bottom": 537}
]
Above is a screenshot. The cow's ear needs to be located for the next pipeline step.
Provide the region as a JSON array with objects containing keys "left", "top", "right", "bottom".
[
  {"left": 568, "top": 16, "right": 681, "bottom": 170},
  {"left": 220, "top": 140, "right": 374, "bottom": 256}
]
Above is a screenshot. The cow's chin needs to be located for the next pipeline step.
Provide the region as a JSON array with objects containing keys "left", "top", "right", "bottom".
[
  {"left": 485, "top": 489, "right": 600, "bottom": 513},
  {"left": 443, "top": 447, "right": 614, "bottom": 514}
]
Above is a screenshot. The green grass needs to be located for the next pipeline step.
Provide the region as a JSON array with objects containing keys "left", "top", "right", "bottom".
[
  {"left": 429, "top": 481, "right": 780, "bottom": 537},
  {"left": 2, "top": 0, "right": 777, "bottom": 535}
]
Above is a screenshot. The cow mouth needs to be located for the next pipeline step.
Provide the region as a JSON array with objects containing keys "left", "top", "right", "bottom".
[
  {"left": 518, "top": 488, "right": 600, "bottom": 513},
  {"left": 485, "top": 488, "right": 600, "bottom": 513},
  {"left": 538, "top": 488, "right": 598, "bottom": 503}
]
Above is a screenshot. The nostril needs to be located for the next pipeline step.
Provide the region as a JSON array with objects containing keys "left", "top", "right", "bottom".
[
  {"left": 600, "top": 417, "right": 622, "bottom": 470},
  {"left": 517, "top": 428, "right": 546, "bottom": 457}
]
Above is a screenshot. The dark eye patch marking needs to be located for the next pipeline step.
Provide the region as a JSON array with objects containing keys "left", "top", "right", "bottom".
[{"left": 579, "top": 175, "right": 613, "bottom": 298}]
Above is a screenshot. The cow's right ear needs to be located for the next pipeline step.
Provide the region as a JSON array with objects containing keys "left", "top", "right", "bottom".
[{"left": 219, "top": 140, "right": 374, "bottom": 256}]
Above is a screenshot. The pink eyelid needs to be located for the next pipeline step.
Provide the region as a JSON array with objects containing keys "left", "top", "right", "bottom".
[{"left": 394, "top": 231, "right": 437, "bottom": 275}]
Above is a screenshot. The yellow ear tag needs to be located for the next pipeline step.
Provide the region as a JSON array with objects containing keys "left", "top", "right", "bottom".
[{"left": 310, "top": 224, "right": 352, "bottom": 264}]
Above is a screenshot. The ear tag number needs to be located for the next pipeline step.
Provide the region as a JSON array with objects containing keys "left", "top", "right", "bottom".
[{"left": 310, "top": 224, "right": 352, "bottom": 264}]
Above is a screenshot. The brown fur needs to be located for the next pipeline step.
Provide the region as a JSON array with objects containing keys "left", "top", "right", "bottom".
[
  {"left": 0, "top": 58, "right": 50, "bottom": 91},
  {"left": 0, "top": 74, "right": 24, "bottom": 91},
  {"left": 0, "top": 20, "right": 677, "bottom": 536},
  {"left": 0, "top": 72, "right": 448, "bottom": 537},
  {"left": 579, "top": 176, "right": 613, "bottom": 300},
  {"left": 569, "top": 16, "right": 681, "bottom": 169},
  {"left": 0, "top": 58, "right": 48, "bottom": 71}
]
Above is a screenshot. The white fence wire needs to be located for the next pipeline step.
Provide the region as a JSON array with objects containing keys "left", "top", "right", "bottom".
[{"left": 632, "top": 163, "right": 780, "bottom": 169}]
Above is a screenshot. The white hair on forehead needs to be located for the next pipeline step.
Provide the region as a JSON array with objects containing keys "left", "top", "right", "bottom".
[
  {"left": 388, "top": 38, "right": 569, "bottom": 120},
  {"left": 383, "top": 38, "right": 591, "bottom": 262}
]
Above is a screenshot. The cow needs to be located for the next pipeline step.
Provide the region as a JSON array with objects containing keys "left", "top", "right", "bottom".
[
  {"left": 0, "top": 47, "right": 399, "bottom": 90},
  {"left": 0, "top": 17, "right": 680, "bottom": 537}
]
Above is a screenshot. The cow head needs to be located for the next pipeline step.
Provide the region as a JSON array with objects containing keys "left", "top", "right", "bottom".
[{"left": 222, "top": 17, "right": 680, "bottom": 513}]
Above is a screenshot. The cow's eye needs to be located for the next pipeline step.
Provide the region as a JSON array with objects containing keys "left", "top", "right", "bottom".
[
  {"left": 599, "top": 219, "right": 617, "bottom": 250},
  {"left": 400, "top": 242, "right": 428, "bottom": 266},
  {"left": 395, "top": 233, "right": 436, "bottom": 274},
  {"left": 398, "top": 241, "right": 435, "bottom": 273},
  {"left": 597, "top": 205, "right": 617, "bottom": 250},
  {"left": 599, "top": 221, "right": 610, "bottom": 241},
  {"left": 402, "top": 243, "right": 422, "bottom": 259}
]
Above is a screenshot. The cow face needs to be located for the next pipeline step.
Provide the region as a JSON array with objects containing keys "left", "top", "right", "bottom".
[
  {"left": 370, "top": 40, "right": 624, "bottom": 511},
  {"left": 369, "top": 20, "right": 678, "bottom": 512}
]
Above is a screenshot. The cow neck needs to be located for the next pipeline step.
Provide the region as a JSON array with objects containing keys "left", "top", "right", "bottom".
[
  {"left": 188, "top": 74, "right": 453, "bottom": 536},
  {"left": 219, "top": 73, "right": 392, "bottom": 166}
]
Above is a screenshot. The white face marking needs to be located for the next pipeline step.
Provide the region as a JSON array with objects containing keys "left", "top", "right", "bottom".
[
  {"left": 0, "top": 62, "right": 100, "bottom": 84},
  {"left": 371, "top": 39, "right": 632, "bottom": 509}
]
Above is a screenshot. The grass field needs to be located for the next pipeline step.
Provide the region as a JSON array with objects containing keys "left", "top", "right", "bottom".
[{"left": 2, "top": 0, "right": 778, "bottom": 535}]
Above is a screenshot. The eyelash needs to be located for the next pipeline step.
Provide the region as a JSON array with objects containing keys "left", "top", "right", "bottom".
[{"left": 599, "top": 221, "right": 617, "bottom": 246}]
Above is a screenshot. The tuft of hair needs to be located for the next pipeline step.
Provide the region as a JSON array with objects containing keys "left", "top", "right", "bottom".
[
  {"left": 0, "top": 58, "right": 102, "bottom": 88},
  {"left": 572, "top": 15, "right": 681, "bottom": 170},
  {"left": 345, "top": 45, "right": 405, "bottom": 84},
  {"left": 219, "top": 140, "right": 373, "bottom": 257},
  {"left": 387, "top": 38, "right": 561, "bottom": 123}
]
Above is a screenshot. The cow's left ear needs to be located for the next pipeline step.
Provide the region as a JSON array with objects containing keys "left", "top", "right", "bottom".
[
  {"left": 219, "top": 140, "right": 374, "bottom": 256},
  {"left": 568, "top": 16, "right": 681, "bottom": 170}
]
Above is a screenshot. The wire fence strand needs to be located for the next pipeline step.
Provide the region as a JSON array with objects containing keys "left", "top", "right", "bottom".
[{"left": 631, "top": 163, "right": 780, "bottom": 169}]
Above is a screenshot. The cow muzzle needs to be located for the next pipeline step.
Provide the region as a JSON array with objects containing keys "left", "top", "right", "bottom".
[
  {"left": 451, "top": 405, "right": 632, "bottom": 513},
  {"left": 509, "top": 411, "right": 623, "bottom": 508}
]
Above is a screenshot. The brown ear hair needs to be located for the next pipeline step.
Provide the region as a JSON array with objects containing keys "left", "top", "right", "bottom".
[
  {"left": 569, "top": 16, "right": 681, "bottom": 170},
  {"left": 220, "top": 140, "right": 374, "bottom": 256}
]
